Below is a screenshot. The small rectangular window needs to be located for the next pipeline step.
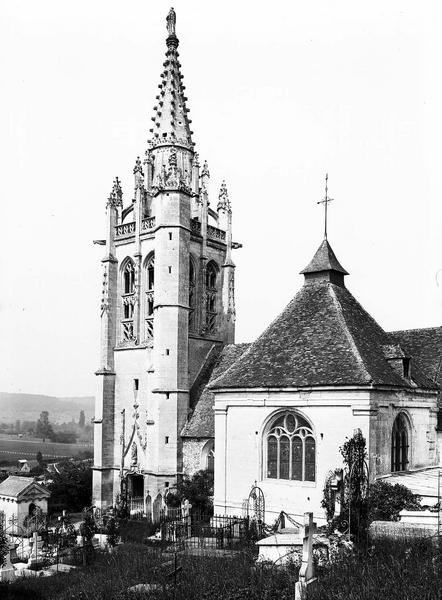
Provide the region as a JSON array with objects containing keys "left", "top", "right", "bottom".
[
  {"left": 165, "top": 436, "right": 169, "bottom": 444},
  {"left": 168, "top": 266, "right": 172, "bottom": 274},
  {"left": 166, "top": 349, "right": 170, "bottom": 356},
  {"left": 169, "top": 232, "right": 172, "bottom": 240},
  {"left": 134, "top": 379, "right": 139, "bottom": 391},
  {"left": 166, "top": 392, "right": 170, "bottom": 399}
]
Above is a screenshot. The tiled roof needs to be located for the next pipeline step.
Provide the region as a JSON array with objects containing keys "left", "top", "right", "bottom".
[
  {"left": 389, "top": 327, "right": 442, "bottom": 429},
  {"left": 0, "top": 476, "right": 38, "bottom": 498},
  {"left": 389, "top": 327, "right": 442, "bottom": 387},
  {"left": 211, "top": 281, "right": 437, "bottom": 391},
  {"left": 181, "top": 344, "right": 250, "bottom": 437},
  {"left": 300, "top": 239, "right": 349, "bottom": 275}
]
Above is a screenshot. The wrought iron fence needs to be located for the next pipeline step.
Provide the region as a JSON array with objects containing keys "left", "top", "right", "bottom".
[{"left": 160, "top": 509, "right": 252, "bottom": 550}]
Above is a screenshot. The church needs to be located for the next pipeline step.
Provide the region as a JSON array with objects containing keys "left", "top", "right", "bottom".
[{"left": 93, "top": 9, "right": 442, "bottom": 523}]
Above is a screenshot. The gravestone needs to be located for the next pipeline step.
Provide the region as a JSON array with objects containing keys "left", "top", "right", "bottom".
[
  {"left": 27, "top": 532, "right": 44, "bottom": 569},
  {"left": 295, "top": 512, "right": 317, "bottom": 600},
  {"left": 0, "top": 548, "right": 16, "bottom": 582}
]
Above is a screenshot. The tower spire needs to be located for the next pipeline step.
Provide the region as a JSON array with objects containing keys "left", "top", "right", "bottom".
[{"left": 148, "top": 8, "right": 193, "bottom": 150}]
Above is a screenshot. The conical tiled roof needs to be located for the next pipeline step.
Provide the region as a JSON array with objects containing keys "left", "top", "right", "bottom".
[
  {"left": 300, "top": 239, "right": 348, "bottom": 275},
  {"left": 148, "top": 9, "right": 193, "bottom": 148},
  {"left": 210, "top": 280, "right": 436, "bottom": 390}
]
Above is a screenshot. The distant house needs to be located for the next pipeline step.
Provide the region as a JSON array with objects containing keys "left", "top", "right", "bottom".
[{"left": 0, "top": 476, "right": 50, "bottom": 530}]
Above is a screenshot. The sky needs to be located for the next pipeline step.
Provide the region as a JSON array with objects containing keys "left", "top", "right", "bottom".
[{"left": 0, "top": 0, "right": 441, "bottom": 397}]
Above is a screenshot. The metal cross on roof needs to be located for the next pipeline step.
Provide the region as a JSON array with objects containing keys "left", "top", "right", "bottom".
[{"left": 317, "top": 173, "right": 334, "bottom": 240}]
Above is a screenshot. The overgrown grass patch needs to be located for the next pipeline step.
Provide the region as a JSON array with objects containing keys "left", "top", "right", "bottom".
[
  {"left": 0, "top": 538, "right": 441, "bottom": 600},
  {"left": 311, "top": 539, "right": 441, "bottom": 600}
]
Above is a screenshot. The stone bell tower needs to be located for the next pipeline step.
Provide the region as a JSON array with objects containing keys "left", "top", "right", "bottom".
[{"left": 92, "top": 8, "right": 239, "bottom": 512}]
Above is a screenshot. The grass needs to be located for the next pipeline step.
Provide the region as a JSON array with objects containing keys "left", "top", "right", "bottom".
[
  {"left": 0, "top": 436, "right": 93, "bottom": 462},
  {"left": 0, "top": 538, "right": 440, "bottom": 599}
]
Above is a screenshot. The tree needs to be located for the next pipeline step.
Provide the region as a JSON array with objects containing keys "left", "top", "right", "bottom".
[
  {"left": 36, "top": 411, "right": 54, "bottom": 443},
  {"left": 79, "top": 410, "right": 85, "bottom": 429},
  {"left": 48, "top": 461, "right": 92, "bottom": 512}
]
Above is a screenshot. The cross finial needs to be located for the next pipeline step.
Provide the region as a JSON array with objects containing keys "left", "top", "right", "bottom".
[{"left": 317, "top": 173, "right": 334, "bottom": 240}]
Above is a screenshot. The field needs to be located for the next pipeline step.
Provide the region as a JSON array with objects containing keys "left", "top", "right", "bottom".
[{"left": 0, "top": 434, "right": 93, "bottom": 463}]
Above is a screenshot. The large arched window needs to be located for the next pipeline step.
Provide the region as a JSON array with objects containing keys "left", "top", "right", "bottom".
[
  {"left": 266, "top": 411, "right": 315, "bottom": 482},
  {"left": 189, "top": 257, "right": 196, "bottom": 332},
  {"left": 205, "top": 261, "right": 218, "bottom": 334},
  {"left": 144, "top": 254, "right": 154, "bottom": 340},
  {"left": 122, "top": 259, "right": 135, "bottom": 341},
  {"left": 391, "top": 413, "right": 410, "bottom": 472}
]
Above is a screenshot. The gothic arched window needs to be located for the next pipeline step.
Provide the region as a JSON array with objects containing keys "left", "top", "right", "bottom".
[
  {"left": 123, "top": 260, "right": 135, "bottom": 294},
  {"left": 265, "top": 411, "right": 315, "bottom": 482},
  {"left": 189, "top": 257, "right": 196, "bottom": 332},
  {"left": 391, "top": 413, "right": 410, "bottom": 472},
  {"left": 205, "top": 261, "right": 218, "bottom": 334},
  {"left": 122, "top": 259, "right": 135, "bottom": 341},
  {"left": 144, "top": 254, "right": 155, "bottom": 340}
]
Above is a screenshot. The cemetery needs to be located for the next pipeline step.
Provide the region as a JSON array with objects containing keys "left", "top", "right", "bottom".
[{"left": 0, "top": 432, "right": 442, "bottom": 600}]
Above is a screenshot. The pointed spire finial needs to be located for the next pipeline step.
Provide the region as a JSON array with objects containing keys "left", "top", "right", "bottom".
[
  {"left": 317, "top": 173, "right": 334, "bottom": 240},
  {"left": 133, "top": 156, "right": 143, "bottom": 175},
  {"left": 107, "top": 177, "right": 123, "bottom": 209},
  {"left": 201, "top": 160, "right": 210, "bottom": 178},
  {"left": 218, "top": 180, "right": 231, "bottom": 212}
]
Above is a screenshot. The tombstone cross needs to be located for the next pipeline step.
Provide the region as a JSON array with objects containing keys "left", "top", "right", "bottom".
[{"left": 295, "top": 512, "right": 317, "bottom": 600}]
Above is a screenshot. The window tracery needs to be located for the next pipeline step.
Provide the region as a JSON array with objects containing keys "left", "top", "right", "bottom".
[
  {"left": 189, "top": 257, "right": 196, "bottom": 332},
  {"left": 205, "top": 261, "right": 218, "bottom": 334},
  {"left": 145, "top": 254, "right": 155, "bottom": 341},
  {"left": 265, "top": 412, "right": 315, "bottom": 482},
  {"left": 122, "top": 259, "right": 136, "bottom": 341}
]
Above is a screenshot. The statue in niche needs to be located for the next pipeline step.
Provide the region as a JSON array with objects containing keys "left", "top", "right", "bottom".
[
  {"left": 131, "top": 441, "right": 138, "bottom": 467},
  {"left": 166, "top": 8, "right": 176, "bottom": 36}
]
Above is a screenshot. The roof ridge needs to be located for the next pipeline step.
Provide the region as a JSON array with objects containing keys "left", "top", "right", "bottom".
[
  {"left": 390, "top": 326, "right": 442, "bottom": 334},
  {"left": 329, "top": 285, "right": 372, "bottom": 383}
]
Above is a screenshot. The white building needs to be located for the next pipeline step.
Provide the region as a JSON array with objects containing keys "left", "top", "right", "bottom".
[
  {"left": 0, "top": 476, "right": 50, "bottom": 530},
  {"left": 211, "top": 240, "right": 441, "bottom": 523}
]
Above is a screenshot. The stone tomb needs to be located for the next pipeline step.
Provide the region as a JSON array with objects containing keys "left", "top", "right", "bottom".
[{"left": 0, "top": 476, "right": 50, "bottom": 530}]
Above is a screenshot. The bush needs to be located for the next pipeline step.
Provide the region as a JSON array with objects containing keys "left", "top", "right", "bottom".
[
  {"left": 368, "top": 480, "right": 422, "bottom": 522},
  {"left": 167, "top": 469, "right": 213, "bottom": 512},
  {"left": 105, "top": 516, "right": 120, "bottom": 548}
]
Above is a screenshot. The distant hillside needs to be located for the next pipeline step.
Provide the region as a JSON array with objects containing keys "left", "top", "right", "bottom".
[{"left": 0, "top": 393, "right": 94, "bottom": 424}]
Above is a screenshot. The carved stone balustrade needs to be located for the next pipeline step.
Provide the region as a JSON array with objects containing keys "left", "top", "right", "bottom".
[
  {"left": 190, "top": 218, "right": 201, "bottom": 235},
  {"left": 207, "top": 224, "right": 226, "bottom": 242},
  {"left": 116, "top": 221, "right": 135, "bottom": 238},
  {"left": 142, "top": 217, "right": 156, "bottom": 231}
]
